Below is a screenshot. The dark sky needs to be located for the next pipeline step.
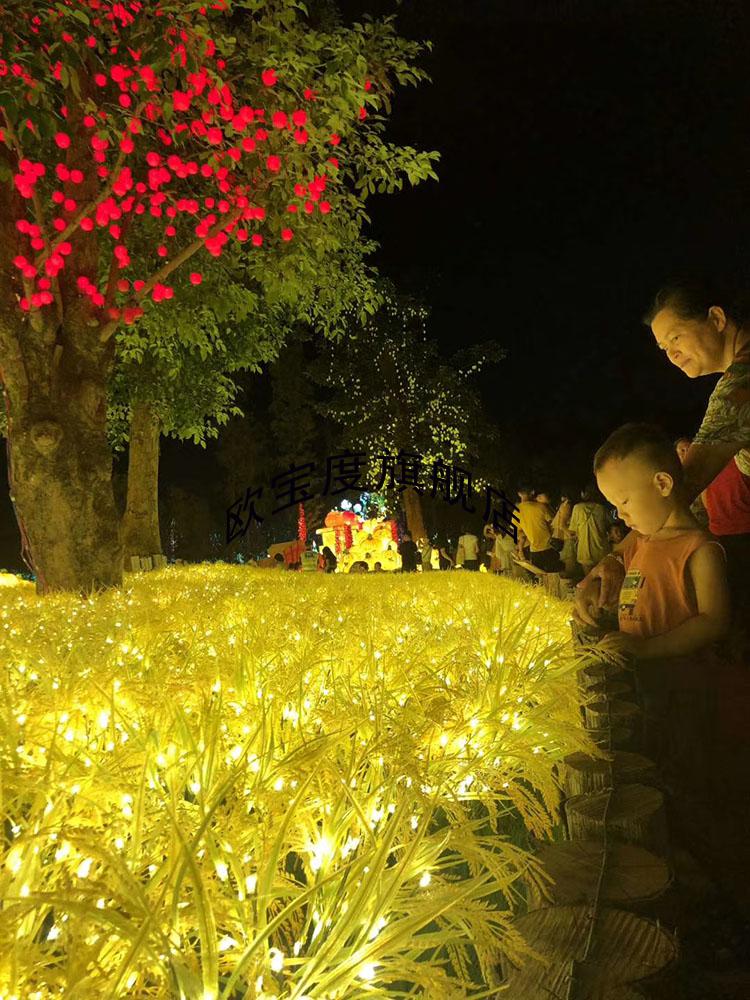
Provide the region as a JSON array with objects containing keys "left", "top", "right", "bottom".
[
  {"left": 3, "top": 0, "right": 750, "bottom": 568},
  {"left": 338, "top": 0, "right": 750, "bottom": 480}
]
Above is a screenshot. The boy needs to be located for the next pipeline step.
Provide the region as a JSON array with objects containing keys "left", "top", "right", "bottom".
[
  {"left": 590, "top": 423, "right": 730, "bottom": 659},
  {"left": 585, "top": 424, "right": 730, "bottom": 849}
]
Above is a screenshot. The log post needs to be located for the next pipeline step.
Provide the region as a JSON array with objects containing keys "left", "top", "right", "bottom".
[
  {"left": 584, "top": 699, "right": 641, "bottom": 733},
  {"left": 500, "top": 905, "right": 678, "bottom": 996},
  {"left": 565, "top": 784, "right": 668, "bottom": 854},
  {"left": 527, "top": 841, "right": 671, "bottom": 910},
  {"left": 562, "top": 752, "right": 657, "bottom": 797}
]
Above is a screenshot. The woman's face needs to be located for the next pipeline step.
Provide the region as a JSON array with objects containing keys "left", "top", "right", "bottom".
[{"left": 650, "top": 306, "right": 727, "bottom": 377}]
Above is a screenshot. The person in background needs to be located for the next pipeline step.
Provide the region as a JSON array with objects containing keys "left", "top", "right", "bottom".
[
  {"left": 418, "top": 536, "right": 433, "bottom": 571},
  {"left": 608, "top": 521, "right": 628, "bottom": 546},
  {"left": 398, "top": 531, "right": 420, "bottom": 573},
  {"left": 569, "top": 483, "right": 610, "bottom": 576},
  {"left": 516, "top": 486, "right": 561, "bottom": 572},
  {"left": 373, "top": 561, "right": 383, "bottom": 572},
  {"left": 321, "top": 546, "right": 337, "bottom": 573},
  {"left": 535, "top": 489, "right": 554, "bottom": 519},
  {"left": 273, "top": 553, "right": 286, "bottom": 570},
  {"left": 551, "top": 489, "right": 577, "bottom": 576},
  {"left": 349, "top": 561, "right": 369, "bottom": 573},
  {"left": 675, "top": 436, "right": 692, "bottom": 464},
  {"left": 483, "top": 523, "right": 500, "bottom": 572},
  {"left": 436, "top": 537, "right": 454, "bottom": 570},
  {"left": 456, "top": 526, "right": 480, "bottom": 570},
  {"left": 493, "top": 527, "right": 516, "bottom": 575},
  {"left": 300, "top": 547, "right": 318, "bottom": 572}
]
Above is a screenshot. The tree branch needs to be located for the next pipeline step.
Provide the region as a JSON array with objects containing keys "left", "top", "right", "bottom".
[
  {"left": 0, "top": 110, "right": 56, "bottom": 335},
  {"left": 34, "top": 101, "right": 146, "bottom": 270},
  {"left": 98, "top": 205, "right": 245, "bottom": 344}
]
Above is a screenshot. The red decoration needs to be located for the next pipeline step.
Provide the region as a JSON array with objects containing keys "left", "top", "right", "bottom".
[
  {"left": 344, "top": 524, "right": 353, "bottom": 551},
  {"left": 298, "top": 503, "right": 307, "bottom": 543},
  {"left": 0, "top": 3, "right": 375, "bottom": 340}
]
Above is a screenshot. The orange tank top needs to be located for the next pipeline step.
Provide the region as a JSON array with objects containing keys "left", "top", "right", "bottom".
[{"left": 618, "top": 529, "right": 724, "bottom": 638}]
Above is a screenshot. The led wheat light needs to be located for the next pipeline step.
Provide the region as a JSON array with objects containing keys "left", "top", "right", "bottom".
[{"left": 0, "top": 563, "right": 592, "bottom": 997}]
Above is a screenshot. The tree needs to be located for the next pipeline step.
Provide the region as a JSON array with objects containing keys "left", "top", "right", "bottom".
[
  {"left": 312, "top": 290, "right": 506, "bottom": 538},
  {"left": 110, "top": 219, "right": 381, "bottom": 563},
  {"left": 0, "top": 1, "right": 438, "bottom": 593}
]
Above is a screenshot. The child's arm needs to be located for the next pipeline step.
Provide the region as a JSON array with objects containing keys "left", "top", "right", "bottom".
[
  {"left": 624, "top": 542, "right": 730, "bottom": 660},
  {"left": 515, "top": 526, "right": 526, "bottom": 556}
]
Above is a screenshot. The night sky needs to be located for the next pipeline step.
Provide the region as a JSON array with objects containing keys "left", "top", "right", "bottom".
[
  {"left": 345, "top": 0, "right": 750, "bottom": 481},
  {"left": 3, "top": 0, "right": 750, "bottom": 568}
]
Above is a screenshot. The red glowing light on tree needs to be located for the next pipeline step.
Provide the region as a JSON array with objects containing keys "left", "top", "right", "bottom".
[{"left": 0, "top": 1, "right": 370, "bottom": 342}]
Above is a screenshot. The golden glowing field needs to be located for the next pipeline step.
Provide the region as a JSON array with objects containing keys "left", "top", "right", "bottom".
[{"left": 0, "top": 566, "right": 593, "bottom": 999}]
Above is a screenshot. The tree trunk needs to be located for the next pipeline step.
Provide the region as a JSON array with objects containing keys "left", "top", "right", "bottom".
[
  {"left": 402, "top": 485, "right": 427, "bottom": 540},
  {"left": 121, "top": 400, "right": 162, "bottom": 561},
  {"left": 5, "top": 367, "right": 122, "bottom": 595}
]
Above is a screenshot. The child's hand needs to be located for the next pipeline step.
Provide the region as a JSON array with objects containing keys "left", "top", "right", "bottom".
[{"left": 595, "top": 631, "right": 645, "bottom": 661}]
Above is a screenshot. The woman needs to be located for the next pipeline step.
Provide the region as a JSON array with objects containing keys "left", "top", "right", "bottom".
[{"left": 575, "top": 278, "right": 750, "bottom": 646}]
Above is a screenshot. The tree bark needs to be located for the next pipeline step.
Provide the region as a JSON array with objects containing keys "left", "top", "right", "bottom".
[
  {"left": 402, "top": 485, "right": 427, "bottom": 540},
  {"left": 5, "top": 360, "right": 122, "bottom": 595},
  {"left": 121, "top": 400, "right": 163, "bottom": 561},
  {"left": 0, "top": 134, "right": 123, "bottom": 594}
]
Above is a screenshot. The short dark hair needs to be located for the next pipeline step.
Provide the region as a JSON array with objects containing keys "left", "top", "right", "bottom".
[
  {"left": 643, "top": 276, "right": 748, "bottom": 329},
  {"left": 594, "top": 423, "right": 683, "bottom": 482}
]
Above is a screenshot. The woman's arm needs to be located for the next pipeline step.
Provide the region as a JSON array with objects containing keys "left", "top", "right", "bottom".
[
  {"left": 682, "top": 441, "right": 741, "bottom": 504},
  {"left": 685, "top": 358, "right": 750, "bottom": 502},
  {"left": 626, "top": 542, "right": 730, "bottom": 659}
]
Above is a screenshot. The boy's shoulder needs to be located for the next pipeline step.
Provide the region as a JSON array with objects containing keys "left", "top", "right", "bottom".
[{"left": 632, "top": 527, "right": 719, "bottom": 555}]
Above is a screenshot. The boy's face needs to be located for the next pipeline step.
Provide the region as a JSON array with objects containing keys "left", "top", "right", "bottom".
[{"left": 596, "top": 455, "right": 673, "bottom": 536}]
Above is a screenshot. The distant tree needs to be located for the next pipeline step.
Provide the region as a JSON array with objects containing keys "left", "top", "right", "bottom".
[{"left": 312, "top": 291, "right": 506, "bottom": 539}]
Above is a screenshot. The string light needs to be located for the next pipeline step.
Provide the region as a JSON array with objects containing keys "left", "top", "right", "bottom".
[{"left": 0, "top": 564, "right": 591, "bottom": 996}]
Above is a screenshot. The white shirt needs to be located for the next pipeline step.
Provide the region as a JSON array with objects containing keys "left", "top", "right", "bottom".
[{"left": 458, "top": 533, "right": 479, "bottom": 561}]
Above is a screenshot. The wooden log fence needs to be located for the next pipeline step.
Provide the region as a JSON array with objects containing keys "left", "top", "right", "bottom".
[
  {"left": 126, "top": 553, "right": 168, "bottom": 572},
  {"left": 498, "top": 618, "right": 680, "bottom": 998}
]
